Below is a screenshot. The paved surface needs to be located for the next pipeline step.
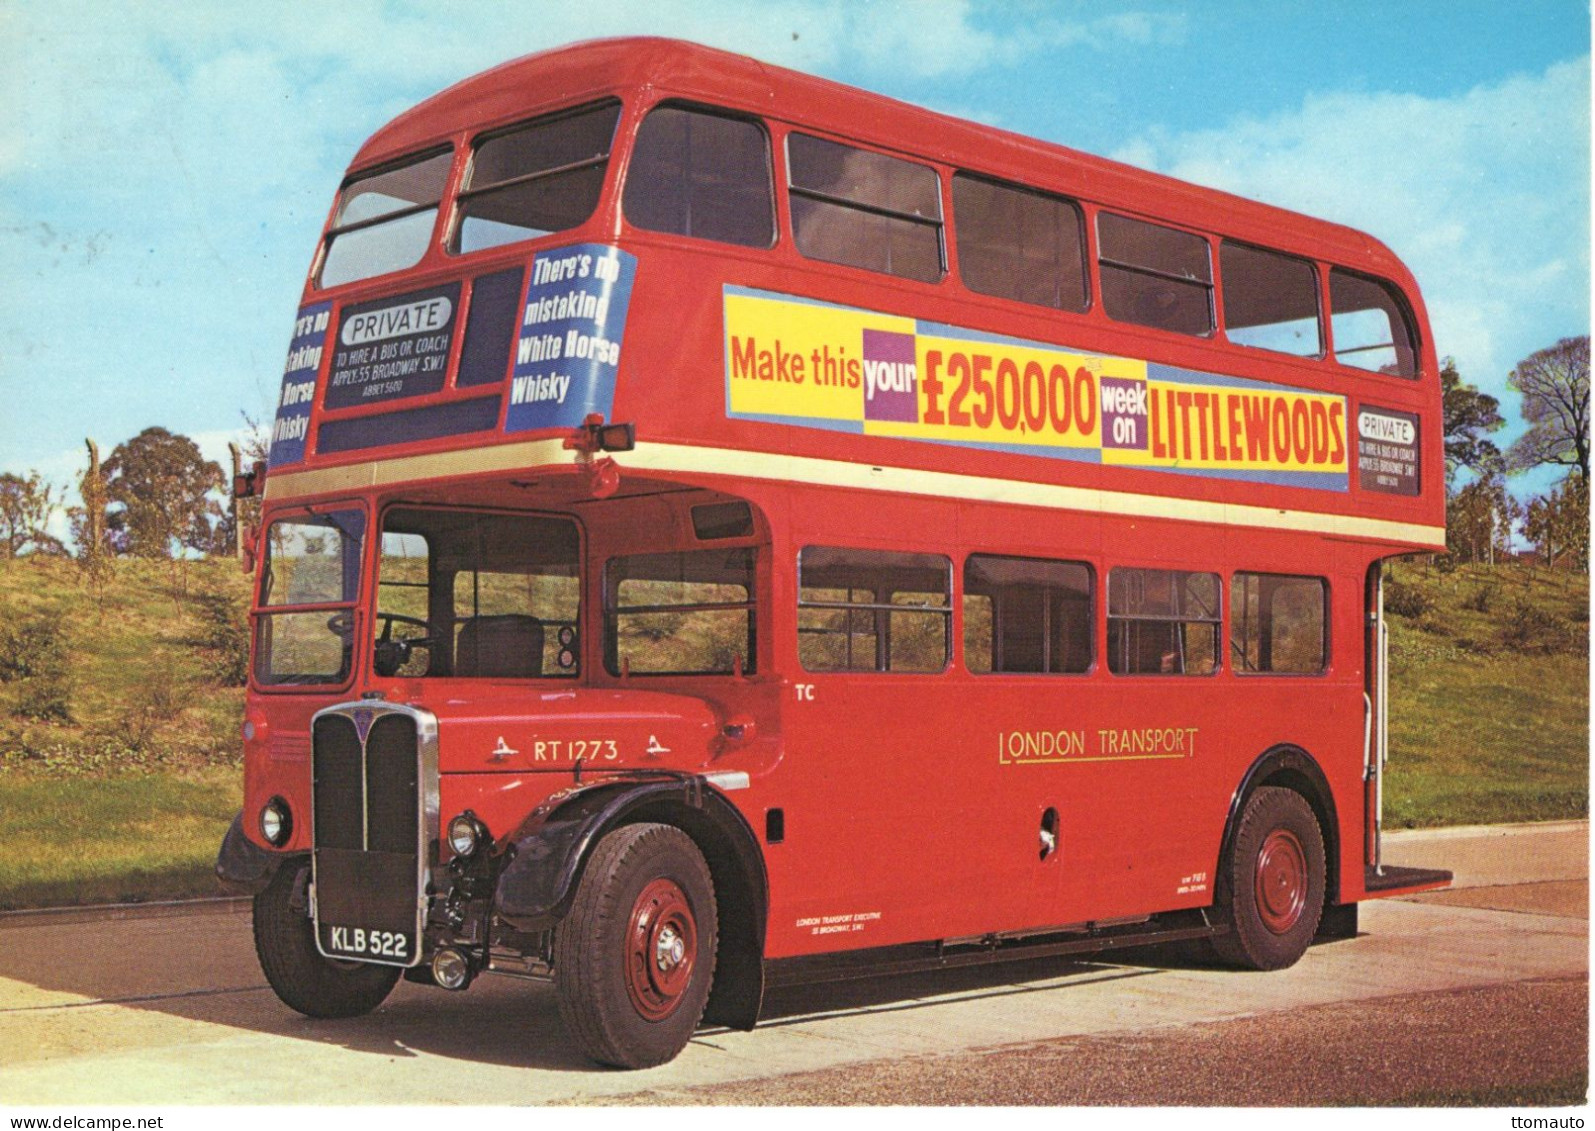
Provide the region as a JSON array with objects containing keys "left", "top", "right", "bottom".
[
  {"left": 0, "top": 821, "right": 1585, "bottom": 1105},
  {"left": 610, "top": 977, "right": 1587, "bottom": 1106}
]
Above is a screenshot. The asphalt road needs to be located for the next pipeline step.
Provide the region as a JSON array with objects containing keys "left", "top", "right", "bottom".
[{"left": 0, "top": 821, "right": 1585, "bottom": 1106}]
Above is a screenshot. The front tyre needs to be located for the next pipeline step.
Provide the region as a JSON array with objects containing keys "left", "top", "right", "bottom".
[
  {"left": 253, "top": 861, "right": 400, "bottom": 1018},
  {"left": 1212, "top": 786, "right": 1325, "bottom": 971},
  {"left": 554, "top": 823, "right": 718, "bottom": 1068}
]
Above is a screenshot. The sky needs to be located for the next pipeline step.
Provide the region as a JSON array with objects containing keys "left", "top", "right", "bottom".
[{"left": 1, "top": 1, "right": 1589, "bottom": 537}]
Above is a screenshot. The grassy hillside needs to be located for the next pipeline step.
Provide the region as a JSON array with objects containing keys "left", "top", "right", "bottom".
[
  {"left": 1382, "top": 559, "right": 1588, "bottom": 828},
  {"left": 0, "top": 556, "right": 250, "bottom": 908},
  {"left": 0, "top": 555, "right": 1585, "bottom": 909},
  {"left": 0, "top": 555, "right": 250, "bottom": 770}
]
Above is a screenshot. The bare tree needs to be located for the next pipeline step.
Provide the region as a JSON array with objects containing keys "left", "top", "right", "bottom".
[{"left": 1506, "top": 336, "right": 1590, "bottom": 481}]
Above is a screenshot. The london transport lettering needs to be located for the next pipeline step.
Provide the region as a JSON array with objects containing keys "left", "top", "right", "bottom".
[
  {"left": 794, "top": 910, "right": 883, "bottom": 936},
  {"left": 998, "top": 726, "right": 1200, "bottom": 765},
  {"left": 725, "top": 287, "right": 1350, "bottom": 491}
]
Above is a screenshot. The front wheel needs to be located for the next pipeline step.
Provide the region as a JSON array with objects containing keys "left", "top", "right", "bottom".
[
  {"left": 1211, "top": 786, "right": 1325, "bottom": 970},
  {"left": 253, "top": 861, "right": 401, "bottom": 1018},
  {"left": 554, "top": 823, "right": 718, "bottom": 1068}
]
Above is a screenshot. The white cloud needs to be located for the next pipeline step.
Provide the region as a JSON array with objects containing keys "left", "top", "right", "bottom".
[{"left": 1110, "top": 58, "right": 1590, "bottom": 420}]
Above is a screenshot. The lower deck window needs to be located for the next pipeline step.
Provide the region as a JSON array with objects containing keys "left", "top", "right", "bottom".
[
  {"left": 605, "top": 549, "right": 756, "bottom": 675},
  {"left": 1107, "top": 568, "right": 1221, "bottom": 675},
  {"left": 964, "top": 554, "right": 1093, "bottom": 673},
  {"left": 798, "top": 547, "right": 950, "bottom": 672},
  {"left": 1232, "top": 573, "right": 1328, "bottom": 674}
]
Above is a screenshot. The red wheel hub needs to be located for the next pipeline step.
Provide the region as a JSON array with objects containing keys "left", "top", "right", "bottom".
[
  {"left": 624, "top": 878, "right": 697, "bottom": 1021},
  {"left": 1254, "top": 828, "right": 1308, "bottom": 935}
]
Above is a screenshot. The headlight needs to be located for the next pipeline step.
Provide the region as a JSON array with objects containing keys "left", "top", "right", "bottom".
[
  {"left": 448, "top": 812, "right": 485, "bottom": 858},
  {"left": 259, "top": 797, "right": 292, "bottom": 846}
]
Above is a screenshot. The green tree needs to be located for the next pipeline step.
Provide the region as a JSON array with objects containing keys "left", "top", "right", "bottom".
[
  {"left": 1505, "top": 336, "right": 1590, "bottom": 481},
  {"left": 1447, "top": 472, "right": 1519, "bottom": 565},
  {"left": 1522, "top": 476, "right": 1590, "bottom": 571},
  {"left": 102, "top": 428, "right": 224, "bottom": 559},
  {"left": 1440, "top": 358, "right": 1505, "bottom": 484},
  {"left": 0, "top": 471, "right": 62, "bottom": 557}
]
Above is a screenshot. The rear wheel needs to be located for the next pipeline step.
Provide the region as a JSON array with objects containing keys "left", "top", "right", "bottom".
[
  {"left": 253, "top": 861, "right": 401, "bottom": 1018},
  {"left": 1212, "top": 786, "right": 1325, "bottom": 970},
  {"left": 554, "top": 823, "right": 718, "bottom": 1068}
]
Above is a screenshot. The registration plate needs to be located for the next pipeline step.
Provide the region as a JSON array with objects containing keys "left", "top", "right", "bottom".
[{"left": 321, "top": 924, "right": 415, "bottom": 963}]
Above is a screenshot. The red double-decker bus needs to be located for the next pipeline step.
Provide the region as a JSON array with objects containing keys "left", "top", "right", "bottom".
[{"left": 217, "top": 37, "right": 1451, "bottom": 1068}]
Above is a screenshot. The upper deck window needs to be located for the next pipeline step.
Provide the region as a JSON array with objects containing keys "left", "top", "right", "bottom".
[
  {"left": 319, "top": 150, "right": 452, "bottom": 289},
  {"left": 624, "top": 105, "right": 775, "bottom": 248},
  {"left": 1221, "top": 241, "right": 1322, "bottom": 358},
  {"left": 787, "top": 134, "right": 943, "bottom": 283},
  {"left": 1098, "top": 213, "right": 1214, "bottom": 337},
  {"left": 1330, "top": 269, "right": 1418, "bottom": 377},
  {"left": 453, "top": 101, "right": 621, "bottom": 255},
  {"left": 952, "top": 174, "right": 1088, "bottom": 312}
]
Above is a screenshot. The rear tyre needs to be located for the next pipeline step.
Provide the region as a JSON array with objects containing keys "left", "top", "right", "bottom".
[
  {"left": 253, "top": 861, "right": 401, "bottom": 1018},
  {"left": 1211, "top": 786, "right": 1325, "bottom": 970},
  {"left": 554, "top": 823, "right": 718, "bottom": 1069}
]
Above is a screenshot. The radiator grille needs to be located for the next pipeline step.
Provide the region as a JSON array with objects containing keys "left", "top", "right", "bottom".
[
  {"left": 311, "top": 715, "right": 365, "bottom": 849},
  {"left": 310, "top": 707, "right": 429, "bottom": 967}
]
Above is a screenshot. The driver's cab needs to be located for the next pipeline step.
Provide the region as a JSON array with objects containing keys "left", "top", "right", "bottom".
[
  {"left": 373, "top": 507, "right": 581, "bottom": 681},
  {"left": 364, "top": 477, "right": 770, "bottom": 692},
  {"left": 252, "top": 477, "right": 771, "bottom": 695}
]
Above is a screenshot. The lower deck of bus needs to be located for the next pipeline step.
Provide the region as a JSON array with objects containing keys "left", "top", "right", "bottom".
[{"left": 253, "top": 464, "right": 1422, "bottom": 959}]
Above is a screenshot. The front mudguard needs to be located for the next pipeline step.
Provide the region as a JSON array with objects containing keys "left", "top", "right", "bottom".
[
  {"left": 493, "top": 779, "right": 703, "bottom": 932},
  {"left": 491, "top": 776, "right": 769, "bottom": 1030},
  {"left": 215, "top": 811, "right": 291, "bottom": 895}
]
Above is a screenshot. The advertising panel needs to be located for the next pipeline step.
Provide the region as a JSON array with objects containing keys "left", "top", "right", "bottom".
[{"left": 725, "top": 287, "right": 1352, "bottom": 492}]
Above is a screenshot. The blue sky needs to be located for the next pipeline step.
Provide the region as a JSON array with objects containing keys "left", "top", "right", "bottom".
[{"left": 1, "top": 1, "right": 1588, "bottom": 532}]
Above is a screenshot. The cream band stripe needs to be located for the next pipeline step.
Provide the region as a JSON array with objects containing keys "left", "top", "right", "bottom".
[{"left": 266, "top": 439, "right": 1446, "bottom": 549}]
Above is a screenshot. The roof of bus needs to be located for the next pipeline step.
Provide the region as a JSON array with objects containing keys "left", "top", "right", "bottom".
[{"left": 352, "top": 37, "right": 1408, "bottom": 280}]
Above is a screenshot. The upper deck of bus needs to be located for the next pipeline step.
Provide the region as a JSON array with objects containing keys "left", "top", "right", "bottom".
[
  {"left": 353, "top": 38, "right": 1403, "bottom": 270},
  {"left": 265, "top": 36, "right": 1443, "bottom": 552}
]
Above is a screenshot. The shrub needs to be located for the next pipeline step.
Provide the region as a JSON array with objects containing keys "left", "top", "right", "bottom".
[
  {"left": 0, "top": 618, "right": 72, "bottom": 723},
  {"left": 189, "top": 586, "right": 249, "bottom": 687},
  {"left": 115, "top": 653, "right": 199, "bottom": 753},
  {"left": 1383, "top": 579, "right": 1431, "bottom": 619},
  {"left": 1462, "top": 585, "right": 1496, "bottom": 613},
  {"left": 1500, "top": 599, "right": 1575, "bottom": 655}
]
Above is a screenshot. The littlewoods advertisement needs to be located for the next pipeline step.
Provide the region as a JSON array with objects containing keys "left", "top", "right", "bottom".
[{"left": 725, "top": 285, "right": 1366, "bottom": 493}]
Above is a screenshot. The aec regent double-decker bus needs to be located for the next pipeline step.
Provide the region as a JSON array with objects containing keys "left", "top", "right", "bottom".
[{"left": 217, "top": 37, "right": 1451, "bottom": 1068}]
